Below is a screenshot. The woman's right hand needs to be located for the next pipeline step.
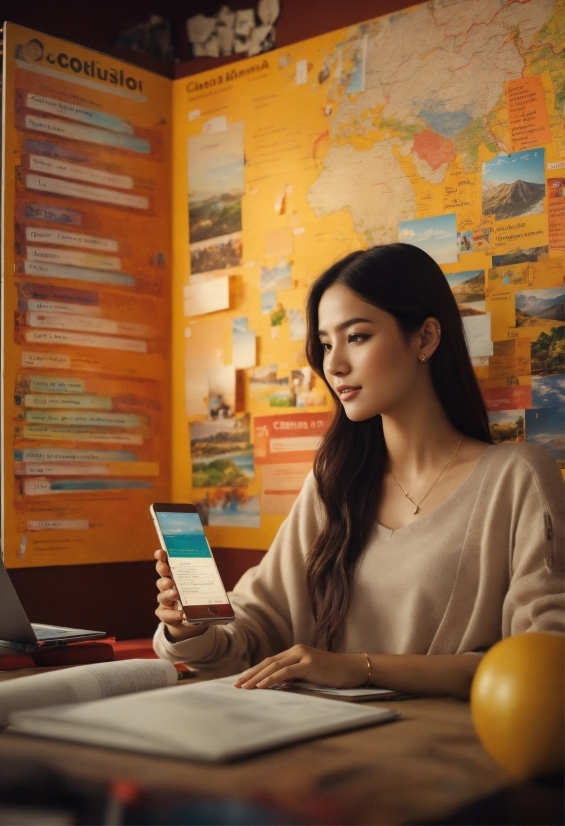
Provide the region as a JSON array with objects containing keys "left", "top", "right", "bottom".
[{"left": 154, "top": 549, "right": 208, "bottom": 641}]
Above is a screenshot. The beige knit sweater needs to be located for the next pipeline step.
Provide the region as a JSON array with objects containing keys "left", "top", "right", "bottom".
[{"left": 153, "top": 443, "right": 564, "bottom": 676}]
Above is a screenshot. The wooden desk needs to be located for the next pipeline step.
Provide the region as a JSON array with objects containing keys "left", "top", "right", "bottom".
[{"left": 0, "top": 693, "right": 512, "bottom": 825}]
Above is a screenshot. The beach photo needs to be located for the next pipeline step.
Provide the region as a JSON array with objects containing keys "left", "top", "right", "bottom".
[
  {"left": 482, "top": 149, "right": 545, "bottom": 221},
  {"left": 444, "top": 270, "right": 485, "bottom": 314},
  {"left": 190, "top": 414, "right": 254, "bottom": 487},
  {"left": 488, "top": 409, "right": 525, "bottom": 444},
  {"left": 188, "top": 123, "right": 245, "bottom": 244},
  {"left": 525, "top": 408, "right": 565, "bottom": 466},
  {"left": 398, "top": 214, "right": 457, "bottom": 265},
  {"left": 515, "top": 287, "right": 565, "bottom": 331}
]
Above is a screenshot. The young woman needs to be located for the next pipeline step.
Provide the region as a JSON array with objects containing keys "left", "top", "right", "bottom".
[{"left": 153, "top": 244, "right": 564, "bottom": 699}]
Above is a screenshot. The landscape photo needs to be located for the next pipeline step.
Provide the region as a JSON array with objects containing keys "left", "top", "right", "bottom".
[
  {"left": 491, "top": 246, "right": 549, "bottom": 267},
  {"left": 398, "top": 213, "right": 457, "bottom": 265},
  {"left": 190, "top": 415, "right": 254, "bottom": 488},
  {"left": 515, "top": 287, "right": 565, "bottom": 331},
  {"left": 188, "top": 123, "right": 244, "bottom": 244},
  {"left": 488, "top": 410, "right": 525, "bottom": 444},
  {"left": 190, "top": 232, "right": 242, "bottom": 274},
  {"left": 531, "top": 326, "right": 564, "bottom": 375},
  {"left": 532, "top": 375, "right": 565, "bottom": 409},
  {"left": 525, "top": 408, "right": 565, "bottom": 467},
  {"left": 444, "top": 270, "right": 485, "bottom": 314},
  {"left": 482, "top": 149, "right": 545, "bottom": 221}
]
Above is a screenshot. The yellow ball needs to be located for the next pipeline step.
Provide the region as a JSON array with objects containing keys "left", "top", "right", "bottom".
[{"left": 471, "top": 633, "right": 564, "bottom": 779}]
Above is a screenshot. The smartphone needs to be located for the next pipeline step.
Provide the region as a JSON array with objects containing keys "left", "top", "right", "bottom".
[{"left": 150, "top": 503, "right": 235, "bottom": 625}]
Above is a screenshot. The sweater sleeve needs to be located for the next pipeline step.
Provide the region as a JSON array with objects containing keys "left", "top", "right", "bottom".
[
  {"left": 502, "top": 445, "right": 565, "bottom": 638},
  {"left": 152, "top": 471, "right": 323, "bottom": 677}
]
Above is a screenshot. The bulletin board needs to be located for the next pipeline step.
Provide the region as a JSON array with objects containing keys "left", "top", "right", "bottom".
[
  {"left": 2, "top": 0, "right": 565, "bottom": 567},
  {"left": 1, "top": 24, "right": 173, "bottom": 567},
  {"left": 170, "top": 0, "right": 565, "bottom": 552}
]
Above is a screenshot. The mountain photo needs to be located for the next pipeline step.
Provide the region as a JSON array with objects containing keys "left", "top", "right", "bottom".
[
  {"left": 516, "top": 288, "right": 565, "bottom": 330},
  {"left": 482, "top": 150, "right": 545, "bottom": 220}
]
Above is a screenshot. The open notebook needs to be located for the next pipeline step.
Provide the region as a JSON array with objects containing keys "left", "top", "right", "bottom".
[{"left": 7, "top": 672, "right": 399, "bottom": 762}]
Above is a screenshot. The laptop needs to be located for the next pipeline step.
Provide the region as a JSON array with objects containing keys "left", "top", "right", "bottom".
[{"left": 0, "top": 557, "right": 106, "bottom": 650}]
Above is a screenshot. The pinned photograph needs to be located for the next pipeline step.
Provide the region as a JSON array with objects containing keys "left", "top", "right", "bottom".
[
  {"left": 188, "top": 123, "right": 244, "bottom": 244},
  {"left": 249, "top": 365, "right": 289, "bottom": 403},
  {"left": 444, "top": 270, "right": 485, "bottom": 315},
  {"left": 458, "top": 231, "right": 474, "bottom": 253},
  {"left": 261, "top": 291, "right": 277, "bottom": 314},
  {"left": 208, "top": 491, "right": 260, "bottom": 528},
  {"left": 531, "top": 375, "right": 565, "bottom": 409},
  {"left": 291, "top": 367, "right": 326, "bottom": 407},
  {"left": 259, "top": 258, "right": 293, "bottom": 292},
  {"left": 515, "top": 287, "right": 565, "bottom": 331},
  {"left": 190, "top": 232, "right": 242, "bottom": 274},
  {"left": 288, "top": 308, "right": 306, "bottom": 340},
  {"left": 207, "top": 364, "right": 236, "bottom": 419},
  {"left": 491, "top": 246, "right": 549, "bottom": 266},
  {"left": 488, "top": 410, "right": 525, "bottom": 444},
  {"left": 270, "top": 301, "right": 286, "bottom": 327},
  {"left": 190, "top": 414, "right": 254, "bottom": 487},
  {"left": 398, "top": 214, "right": 457, "bottom": 264},
  {"left": 232, "top": 318, "right": 256, "bottom": 370},
  {"left": 531, "top": 327, "right": 565, "bottom": 375},
  {"left": 525, "top": 408, "right": 565, "bottom": 466},
  {"left": 482, "top": 149, "right": 545, "bottom": 220}
]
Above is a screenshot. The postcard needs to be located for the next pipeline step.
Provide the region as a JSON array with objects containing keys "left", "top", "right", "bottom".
[{"left": 531, "top": 375, "right": 565, "bottom": 409}]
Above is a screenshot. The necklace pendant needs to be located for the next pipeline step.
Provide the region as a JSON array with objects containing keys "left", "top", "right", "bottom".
[{"left": 413, "top": 506, "right": 420, "bottom": 515}]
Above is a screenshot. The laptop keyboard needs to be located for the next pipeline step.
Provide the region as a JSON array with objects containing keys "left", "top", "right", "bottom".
[{"left": 31, "top": 625, "right": 76, "bottom": 639}]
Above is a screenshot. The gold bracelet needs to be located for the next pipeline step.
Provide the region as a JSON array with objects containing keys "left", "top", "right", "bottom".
[{"left": 364, "top": 652, "right": 371, "bottom": 688}]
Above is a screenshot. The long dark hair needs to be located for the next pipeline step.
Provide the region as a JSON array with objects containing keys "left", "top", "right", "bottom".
[{"left": 304, "top": 243, "right": 492, "bottom": 650}]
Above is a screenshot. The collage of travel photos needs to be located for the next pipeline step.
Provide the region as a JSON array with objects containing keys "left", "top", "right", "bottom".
[
  {"left": 3, "top": 25, "right": 173, "bottom": 567},
  {"left": 179, "top": 4, "right": 564, "bottom": 553},
  {"left": 182, "top": 117, "right": 331, "bottom": 543}
]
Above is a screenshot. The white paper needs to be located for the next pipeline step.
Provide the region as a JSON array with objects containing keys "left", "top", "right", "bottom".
[
  {"left": 234, "top": 9, "right": 255, "bottom": 37},
  {"left": 292, "top": 682, "right": 396, "bottom": 697},
  {"left": 257, "top": 0, "right": 280, "bottom": 25},
  {"left": 202, "top": 116, "right": 228, "bottom": 135},
  {"left": 296, "top": 59, "right": 308, "bottom": 85},
  {"left": 184, "top": 277, "right": 230, "bottom": 317},
  {"left": 8, "top": 676, "right": 398, "bottom": 762},
  {"left": 0, "top": 659, "right": 177, "bottom": 724},
  {"left": 187, "top": 14, "right": 217, "bottom": 44},
  {"left": 462, "top": 313, "right": 493, "bottom": 358}
]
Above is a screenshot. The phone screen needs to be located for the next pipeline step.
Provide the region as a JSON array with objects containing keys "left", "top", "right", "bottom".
[{"left": 153, "top": 510, "right": 229, "bottom": 607}]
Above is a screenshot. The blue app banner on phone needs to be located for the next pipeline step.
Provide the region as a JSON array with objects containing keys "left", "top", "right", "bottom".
[{"left": 157, "top": 512, "right": 211, "bottom": 558}]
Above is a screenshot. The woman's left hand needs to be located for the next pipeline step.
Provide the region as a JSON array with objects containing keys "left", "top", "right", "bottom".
[{"left": 233, "top": 644, "right": 367, "bottom": 690}]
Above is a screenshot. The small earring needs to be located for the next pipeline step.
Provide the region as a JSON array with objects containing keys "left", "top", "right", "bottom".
[{"left": 419, "top": 354, "right": 427, "bottom": 363}]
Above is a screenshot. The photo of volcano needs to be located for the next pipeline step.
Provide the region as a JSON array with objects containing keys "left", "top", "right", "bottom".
[
  {"left": 515, "top": 287, "right": 565, "bottom": 330},
  {"left": 482, "top": 150, "right": 545, "bottom": 221}
]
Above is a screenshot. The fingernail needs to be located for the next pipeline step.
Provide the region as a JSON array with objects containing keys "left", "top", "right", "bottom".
[
  {"left": 170, "top": 589, "right": 176, "bottom": 596},
  {"left": 257, "top": 680, "right": 267, "bottom": 687}
]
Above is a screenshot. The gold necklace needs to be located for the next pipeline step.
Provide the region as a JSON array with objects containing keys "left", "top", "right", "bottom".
[{"left": 389, "top": 437, "right": 463, "bottom": 515}]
